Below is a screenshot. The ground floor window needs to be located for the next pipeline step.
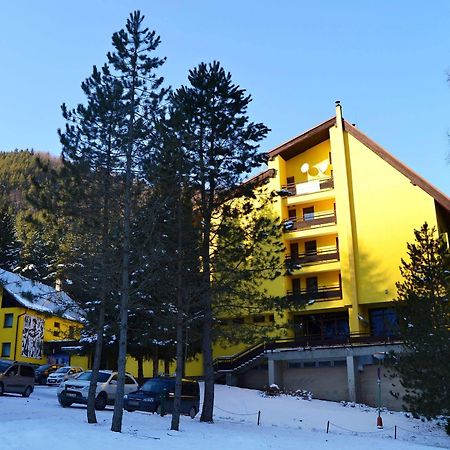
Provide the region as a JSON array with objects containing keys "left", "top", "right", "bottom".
[
  {"left": 1, "top": 342, "right": 11, "bottom": 357},
  {"left": 294, "top": 312, "right": 349, "bottom": 340}
]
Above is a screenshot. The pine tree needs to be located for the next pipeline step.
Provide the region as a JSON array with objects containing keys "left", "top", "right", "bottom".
[
  {"left": 393, "top": 222, "right": 450, "bottom": 424},
  {"left": 169, "top": 61, "right": 279, "bottom": 422},
  {"left": 58, "top": 63, "right": 125, "bottom": 423},
  {"left": 0, "top": 202, "right": 21, "bottom": 270},
  {"left": 107, "top": 10, "right": 168, "bottom": 433}
]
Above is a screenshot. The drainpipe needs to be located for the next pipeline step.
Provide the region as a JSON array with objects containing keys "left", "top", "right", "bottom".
[{"left": 14, "top": 309, "right": 27, "bottom": 361}]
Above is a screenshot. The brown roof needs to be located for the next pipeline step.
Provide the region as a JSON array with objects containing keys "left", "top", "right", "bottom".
[
  {"left": 243, "top": 168, "right": 276, "bottom": 187},
  {"left": 266, "top": 116, "right": 450, "bottom": 212},
  {"left": 267, "top": 117, "right": 336, "bottom": 160}
]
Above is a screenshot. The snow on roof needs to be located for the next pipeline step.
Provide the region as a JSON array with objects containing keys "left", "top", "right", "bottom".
[{"left": 0, "top": 269, "right": 82, "bottom": 322}]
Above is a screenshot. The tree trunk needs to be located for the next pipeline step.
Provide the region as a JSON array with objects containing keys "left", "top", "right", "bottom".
[
  {"left": 164, "top": 359, "right": 170, "bottom": 376},
  {"left": 200, "top": 216, "right": 214, "bottom": 423},
  {"left": 86, "top": 299, "right": 105, "bottom": 423},
  {"left": 152, "top": 349, "right": 159, "bottom": 377},
  {"left": 171, "top": 193, "right": 186, "bottom": 431},
  {"left": 137, "top": 354, "right": 144, "bottom": 385}
]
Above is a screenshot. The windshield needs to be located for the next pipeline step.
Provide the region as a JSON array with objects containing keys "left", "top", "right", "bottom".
[
  {"left": 36, "top": 364, "right": 51, "bottom": 372},
  {"left": 141, "top": 380, "right": 172, "bottom": 394},
  {"left": 0, "top": 361, "right": 12, "bottom": 374},
  {"left": 75, "top": 371, "right": 111, "bottom": 383},
  {"left": 55, "top": 367, "right": 70, "bottom": 373}
]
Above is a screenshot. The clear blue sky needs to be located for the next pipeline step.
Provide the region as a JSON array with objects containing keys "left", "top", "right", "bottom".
[{"left": 1, "top": 0, "right": 449, "bottom": 194}]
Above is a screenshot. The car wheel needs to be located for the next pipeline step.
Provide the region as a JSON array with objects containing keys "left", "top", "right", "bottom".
[
  {"left": 125, "top": 408, "right": 135, "bottom": 413},
  {"left": 0, "top": 383, "right": 4, "bottom": 396},
  {"left": 58, "top": 397, "right": 72, "bottom": 408},
  {"left": 22, "top": 386, "right": 32, "bottom": 398},
  {"left": 95, "top": 393, "right": 107, "bottom": 410},
  {"left": 189, "top": 406, "right": 197, "bottom": 419}
]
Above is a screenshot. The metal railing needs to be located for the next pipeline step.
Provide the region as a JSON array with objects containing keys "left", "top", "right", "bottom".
[
  {"left": 283, "top": 211, "right": 336, "bottom": 232},
  {"left": 213, "top": 333, "right": 401, "bottom": 373},
  {"left": 286, "top": 285, "right": 342, "bottom": 302},
  {"left": 286, "top": 248, "right": 339, "bottom": 266},
  {"left": 282, "top": 177, "right": 334, "bottom": 196}
]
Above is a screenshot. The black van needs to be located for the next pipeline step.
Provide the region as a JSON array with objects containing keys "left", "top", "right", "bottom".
[{"left": 124, "top": 377, "right": 200, "bottom": 418}]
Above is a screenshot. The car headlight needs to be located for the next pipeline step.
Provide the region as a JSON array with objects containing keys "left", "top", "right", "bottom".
[{"left": 124, "top": 395, "right": 128, "bottom": 400}]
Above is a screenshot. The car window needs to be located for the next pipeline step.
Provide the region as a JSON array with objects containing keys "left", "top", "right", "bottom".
[
  {"left": 5, "top": 366, "right": 18, "bottom": 376},
  {"left": 55, "top": 367, "right": 70, "bottom": 373},
  {"left": 0, "top": 361, "right": 12, "bottom": 373},
  {"left": 20, "top": 365, "right": 34, "bottom": 378},
  {"left": 125, "top": 376, "right": 135, "bottom": 385}
]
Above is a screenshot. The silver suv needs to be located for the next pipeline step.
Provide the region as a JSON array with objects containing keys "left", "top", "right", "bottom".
[{"left": 57, "top": 370, "right": 138, "bottom": 410}]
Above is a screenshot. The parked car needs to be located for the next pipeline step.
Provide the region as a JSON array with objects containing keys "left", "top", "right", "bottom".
[
  {"left": 57, "top": 370, "right": 139, "bottom": 410},
  {"left": 46, "top": 366, "right": 84, "bottom": 385},
  {"left": 124, "top": 377, "right": 200, "bottom": 418},
  {"left": 35, "top": 364, "right": 63, "bottom": 384},
  {"left": 0, "top": 360, "right": 35, "bottom": 397}
]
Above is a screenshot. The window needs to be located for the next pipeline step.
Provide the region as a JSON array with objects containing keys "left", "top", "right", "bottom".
[
  {"left": 3, "top": 313, "right": 13, "bottom": 328},
  {"left": 306, "top": 277, "right": 318, "bottom": 293},
  {"left": 286, "top": 176, "right": 295, "bottom": 186},
  {"left": 288, "top": 362, "right": 302, "bottom": 369},
  {"left": 20, "top": 365, "right": 34, "bottom": 377},
  {"left": 318, "top": 361, "right": 332, "bottom": 367},
  {"left": 303, "top": 206, "right": 314, "bottom": 221},
  {"left": 54, "top": 322, "right": 60, "bottom": 328},
  {"left": 329, "top": 152, "right": 332, "bottom": 164},
  {"left": 290, "top": 243, "right": 299, "bottom": 260},
  {"left": 267, "top": 314, "right": 275, "bottom": 323},
  {"left": 304, "top": 240, "right": 317, "bottom": 255},
  {"left": 68, "top": 326, "right": 75, "bottom": 339},
  {"left": 125, "top": 375, "right": 135, "bottom": 385},
  {"left": 288, "top": 209, "right": 297, "bottom": 220},
  {"left": 53, "top": 330, "right": 60, "bottom": 337},
  {"left": 292, "top": 279, "right": 301, "bottom": 294},
  {"left": 303, "top": 361, "right": 316, "bottom": 368},
  {"left": 1, "top": 343, "right": 11, "bottom": 358}
]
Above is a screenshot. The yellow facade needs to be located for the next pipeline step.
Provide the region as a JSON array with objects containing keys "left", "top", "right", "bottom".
[{"left": 180, "top": 103, "right": 450, "bottom": 377}]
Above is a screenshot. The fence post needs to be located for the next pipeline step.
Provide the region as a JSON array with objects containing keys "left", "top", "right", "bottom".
[
  {"left": 257, "top": 411, "right": 261, "bottom": 426},
  {"left": 394, "top": 425, "right": 397, "bottom": 440},
  {"left": 326, "top": 421, "right": 330, "bottom": 434}
]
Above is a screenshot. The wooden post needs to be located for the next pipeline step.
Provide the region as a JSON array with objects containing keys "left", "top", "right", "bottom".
[
  {"left": 257, "top": 411, "right": 261, "bottom": 426},
  {"left": 326, "top": 421, "right": 330, "bottom": 433}
]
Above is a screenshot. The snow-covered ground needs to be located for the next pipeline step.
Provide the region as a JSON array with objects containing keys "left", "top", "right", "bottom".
[{"left": 0, "top": 384, "right": 448, "bottom": 450}]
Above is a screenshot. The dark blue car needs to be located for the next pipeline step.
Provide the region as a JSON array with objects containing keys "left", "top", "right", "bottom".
[{"left": 124, "top": 377, "right": 200, "bottom": 418}]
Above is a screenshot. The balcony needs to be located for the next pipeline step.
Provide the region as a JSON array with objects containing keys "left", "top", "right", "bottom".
[
  {"left": 282, "top": 177, "right": 334, "bottom": 197},
  {"left": 286, "top": 284, "right": 342, "bottom": 304},
  {"left": 286, "top": 247, "right": 339, "bottom": 268},
  {"left": 283, "top": 211, "right": 336, "bottom": 232}
]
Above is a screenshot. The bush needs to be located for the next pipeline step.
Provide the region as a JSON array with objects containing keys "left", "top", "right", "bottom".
[{"left": 260, "top": 385, "right": 312, "bottom": 401}]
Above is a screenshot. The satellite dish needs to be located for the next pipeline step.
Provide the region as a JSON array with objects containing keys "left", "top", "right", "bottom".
[
  {"left": 300, "top": 163, "right": 309, "bottom": 174},
  {"left": 318, "top": 161, "right": 329, "bottom": 173}
]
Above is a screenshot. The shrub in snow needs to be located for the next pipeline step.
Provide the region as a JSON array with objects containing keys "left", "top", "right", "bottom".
[{"left": 260, "top": 385, "right": 312, "bottom": 400}]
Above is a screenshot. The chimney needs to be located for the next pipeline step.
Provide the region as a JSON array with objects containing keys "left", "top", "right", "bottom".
[{"left": 335, "top": 100, "right": 343, "bottom": 129}]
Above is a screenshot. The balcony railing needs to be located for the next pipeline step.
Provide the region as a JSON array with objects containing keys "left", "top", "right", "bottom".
[
  {"left": 286, "top": 284, "right": 342, "bottom": 303},
  {"left": 286, "top": 247, "right": 339, "bottom": 267},
  {"left": 282, "top": 177, "right": 334, "bottom": 196},
  {"left": 283, "top": 211, "right": 336, "bottom": 232}
]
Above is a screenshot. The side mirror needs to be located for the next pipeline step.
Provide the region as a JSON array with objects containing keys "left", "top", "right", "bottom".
[{"left": 109, "top": 380, "right": 117, "bottom": 385}]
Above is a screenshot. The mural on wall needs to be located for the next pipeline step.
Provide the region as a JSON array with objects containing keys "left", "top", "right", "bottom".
[{"left": 21, "top": 314, "right": 44, "bottom": 359}]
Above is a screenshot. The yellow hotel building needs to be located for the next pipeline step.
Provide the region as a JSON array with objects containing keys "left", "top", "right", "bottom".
[{"left": 206, "top": 103, "right": 450, "bottom": 409}]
